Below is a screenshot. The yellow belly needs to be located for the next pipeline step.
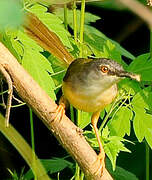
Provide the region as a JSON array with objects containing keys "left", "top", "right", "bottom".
[{"left": 62, "top": 82, "right": 117, "bottom": 112}]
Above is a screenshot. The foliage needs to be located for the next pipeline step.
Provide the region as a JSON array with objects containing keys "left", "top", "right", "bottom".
[{"left": 0, "top": 0, "right": 152, "bottom": 180}]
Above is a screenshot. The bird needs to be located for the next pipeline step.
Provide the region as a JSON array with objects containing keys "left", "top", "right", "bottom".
[{"left": 23, "top": 12, "right": 140, "bottom": 175}]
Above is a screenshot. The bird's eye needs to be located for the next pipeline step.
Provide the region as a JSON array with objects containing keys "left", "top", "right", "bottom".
[{"left": 101, "top": 66, "right": 109, "bottom": 73}]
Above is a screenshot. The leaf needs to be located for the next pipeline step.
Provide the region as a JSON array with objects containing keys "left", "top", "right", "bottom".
[
  {"left": 132, "top": 88, "right": 152, "bottom": 147},
  {"left": 78, "top": 111, "right": 92, "bottom": 129},
  {"left": 84, "top": 25, "right": 135, "bottom": 60},
  {"left": 17, "top": 30, "right": 43, "bottom": 52},
  {"left": 127, "top": 53, "right": 152, "bottom": 81},
  {"left": 22, "top": 48, "right": 56, "bottom": 100},
  {"left": 118, "top": 79, "right": 141, "bottom": 95},
  {"left": 108, "top": 107, "right": 132, "bottom": 137},
  {"left": 24, "top": 157, "right": 73, "bottom": 179},
  {"left": 55, "top": 9, "right": 100, "bottom": 32},
  {"left": 28, "top": 4, "right": 72, "bottom": 49},
  {"left": 103, "top": 127, "right": 130, "bottom": 170}
]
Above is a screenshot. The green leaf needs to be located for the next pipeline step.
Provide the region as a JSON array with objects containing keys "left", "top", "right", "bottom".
[
  {"left": 78, "top": 111, "right": 92, "bottom": 129},
  {"left": 118, "top": 79, "right": 141, "bottom": 95},
  {"left": 84, "top": 25, "right": 135, "bottom": 60},
  {"left": 17, "top": 30, "right": 43, "bottom": 52},
  {"left": 28, "top": 4, "right": 72, "bottom": 49},
  {"left": 132, "top": 88, "right": 152, "bottom": 147},
  {"left": 0, "top": 0, "right": 24, "bottom": 29},
  {"left": 55, "top": 9, "right": 100, "bottom": 32},
  {"left": 24, "top": 157, "right": 73, "bottom": 179},
  {"left": 103, "top": 127, "right": 130, "bottom": 170},
  {"left": 108, "top": 107, "right": 132, "bottom": 137},
  {"left": 0, "top": 31, "right": 22, "bottom": 61},
  {"left": 22, "top": 48, "right": 56, "bottom": 100},
  {"left": 128, "top": 53, "right": 152, "bottom": 81}
]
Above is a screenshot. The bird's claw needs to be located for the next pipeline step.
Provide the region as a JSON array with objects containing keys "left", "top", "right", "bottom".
[
  {"left": 53, "top": 103, "right": 65, "bottom": 123},
  {"left": 93, "top": 151, "right": 105, "bottom": 176}
]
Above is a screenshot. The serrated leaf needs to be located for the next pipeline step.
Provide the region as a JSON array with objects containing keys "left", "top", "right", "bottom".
[
  {"left": 128, "top": 53, "right": 152, "bottom": 81},
  {"left": 24, "top": 157, "right": 73, "bottom": 179},
  {"left": 102, "top": 126, "right": 130, "bottom": 170},
  {"left": 28, "top": 4, "right": 72, "bottom": 49},
  {"left": 108, "top": 107, "right": 132, "bottom": 137},
  {"left": 22, "top": 48, "right": 56, "bottom": 100},
  {"left": 0, "top": 32, "right": 21, "bottom": 61},
  {"left": 104, "top": 135, "right": 130, "bottom": 170},
  {"left": 132, "top": 88, "right": 152, "bottom": 147}
]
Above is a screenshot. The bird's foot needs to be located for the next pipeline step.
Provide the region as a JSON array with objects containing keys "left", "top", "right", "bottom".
[
  {"left": 93, "top": 151, "right": 105, "bottom": 176},
  {"left": 53, "top": 103, "right": 65, "bottom": 123}
]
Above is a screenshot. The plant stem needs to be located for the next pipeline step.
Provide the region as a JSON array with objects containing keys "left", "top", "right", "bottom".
[
  {"left": 64, "top": 4, "right": 68, "bottom": 30},
  {"left": 99, "top": 92, "right": 126, "bottom": 131},
  {"left": 29, "top": 108, "right": 35, "bottom": 152},
  {"left": 29, "top": 108, "right": 37, "bottom": 180},
  {"left": 77, "top": 110, "right": 81, "bottom": 127},
  {"left": 80, "top": 171, "right": 84, "bottom": 180},
  {"left": 73, "top": 1, "right": 78, "bottom": 43},
  {"left": 70, "top": 105, "right": 75, "bottom": 123},
  {"left": 79, "top": 0, "right": 85, "bottom": 57},
  {"left": 145, "top": 141, "right": 150, "bottom": 180},
  {"left": 75, "top": 163, "right": 80, "bottom": 180}
]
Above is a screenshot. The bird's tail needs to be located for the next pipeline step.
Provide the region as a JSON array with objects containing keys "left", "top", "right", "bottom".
[{"left": 23, "top": 12, "right": 74, "bottom": 67}]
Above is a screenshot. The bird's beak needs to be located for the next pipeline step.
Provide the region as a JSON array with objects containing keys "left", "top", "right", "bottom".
[{"left": 118, "top": 71, "right": 141, "bottom": 82}]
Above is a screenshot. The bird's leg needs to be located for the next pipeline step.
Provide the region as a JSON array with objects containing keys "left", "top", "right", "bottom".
[
  {"left": 53, "top": 95, "right": 69, "bottom": 123},
  {"left": 91, "top": 111, "right": 105, "bottom": 175}
]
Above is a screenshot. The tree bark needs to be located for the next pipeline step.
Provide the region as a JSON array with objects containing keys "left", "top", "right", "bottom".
[{"left": 0, "top": 42, "right": 113, "bottom": 180}]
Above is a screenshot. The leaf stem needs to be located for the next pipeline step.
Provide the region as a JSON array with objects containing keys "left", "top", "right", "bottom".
[
  {"left": 77, "top": 110, "right": 81, "bottom": 127},
  {"left": 75, "top": 163, "right": 80, "bottom": 180},
  {"left": 99, "top": 92, "right": 126, "bottom": 131},
  {"left": 64, "top": 4, "right": 68, "bottom": 30},
  {"left": 29, "top": 108, "right": 37, "bottom": 180},
  {"left": 79, "top": 0, "right": 85, "bottom": 57},
  {"left": 73, "top": 1, "right": 78, "bottom": 43},
  {"left": 70, "top": 105, "right": 75, "bottom": 123},
  {"left": 145, "top": 141, "right": 150, "bottom": 180}
]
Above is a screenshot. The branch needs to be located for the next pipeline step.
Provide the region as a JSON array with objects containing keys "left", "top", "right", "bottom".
[
  {"left": 117, "top": 0, "right": 152, "bottom": 27},
  {"left": 0, "top": 43, "right": 113, "bottom": 179}
]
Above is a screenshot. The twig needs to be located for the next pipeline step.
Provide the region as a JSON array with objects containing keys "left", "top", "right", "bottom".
[{"left": 0, "top": 64, "right": 13, "bottom": 127}]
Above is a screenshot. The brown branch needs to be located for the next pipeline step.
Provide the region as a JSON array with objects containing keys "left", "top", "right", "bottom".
[
  {"left": 0, "top": 43, "right": 113, "bottom": 179},
  {"left": 117, "top": 0, "right": 152, "bottom": 27}
]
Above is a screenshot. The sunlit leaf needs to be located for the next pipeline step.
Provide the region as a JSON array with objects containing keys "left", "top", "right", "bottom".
[
  {"left": 27, "top": 4, "right": 72, "bottom": 49},
  {"left": 132, "top": 88, "right": 152, "bottom": 147},
  {"left": 102, "top": 126, "right": 130, "bottom": 170},
  {"left": 128, "top": 53, "right": 152, "bottom": 81},
  {"left": 108, "top": 107, "right": 132, "bottom": 137},
  {"left": 22, "top": 48, "right": 56, "bottom": 100}
]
